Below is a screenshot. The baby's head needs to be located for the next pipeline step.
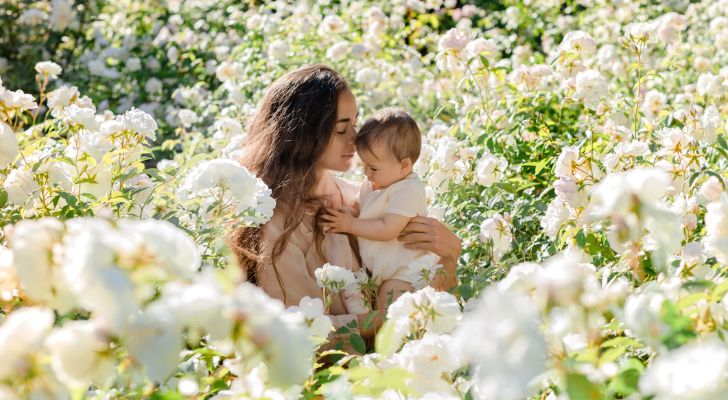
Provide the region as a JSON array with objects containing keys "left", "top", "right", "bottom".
[{"left": 355, "top": 108, "right": 421, "bottom": 189}]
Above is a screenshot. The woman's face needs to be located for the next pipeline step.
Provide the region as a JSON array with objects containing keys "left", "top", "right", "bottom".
[{"left": 317, "top": 89, "right": 358, "bottom": 173}]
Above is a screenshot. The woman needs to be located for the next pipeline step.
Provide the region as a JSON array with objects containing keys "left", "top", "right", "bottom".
[{"left": 229, "top": 64, "right": 460, "bottom": 336}]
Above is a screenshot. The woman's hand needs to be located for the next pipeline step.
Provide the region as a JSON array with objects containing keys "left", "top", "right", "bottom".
[{"left": 398, "top": 216, "right": 461, "bottom": 292}]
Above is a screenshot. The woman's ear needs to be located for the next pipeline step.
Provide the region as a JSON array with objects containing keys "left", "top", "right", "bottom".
[{"left": 400, "top": 157, "right": 412, "bottom": 171}]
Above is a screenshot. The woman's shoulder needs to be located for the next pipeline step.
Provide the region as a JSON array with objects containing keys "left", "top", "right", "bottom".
[{"left": 332, "top": 175, "right": 362, "bottom": 203}]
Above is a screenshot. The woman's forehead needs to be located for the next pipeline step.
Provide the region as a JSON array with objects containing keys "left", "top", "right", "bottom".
[{"left": 336, "top": 90, "right": 357, "bottom": 119}]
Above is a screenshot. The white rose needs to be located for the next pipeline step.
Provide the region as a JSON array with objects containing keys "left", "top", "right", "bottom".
[
  {"left": 144, "top": 78, "right": 163, "bottom": 94},
  {"left": 558, "top": 30, "right": 597, "bottom": 57},
  {"left": 8, "top": 218, "right": 75, "bottom": 311},
  {"left": 63, "top": 104, "right": 99, "bottom": 131},
  {"left": 46, "top": 320, "right": 114, "bottom": 387},
  {"left": 698, "top": 176, "right": 725, "bottom": 204},
  {"left": 3, "top": 169, "right": 38, "bottom": 206},
  {"left": 268, "top": 40, "right": 289, "bottom": 63},
  {"left": 704, "top": 194, "right": 728, "bottom": 264},
  {"left": 639, "top": 339, "right": 728, "bottom": 399},
  {"left": 47, "top": 85, "right": 79, "bottom": 115},
  {"left": 50, "top": 0, "right": 75, "bottom": 31},
  {"left": 34, "top": 61, "right": 62, "bottom": 79},
  {"left": 0, "top": 122, "right": 19, "bottom": 169},
  {"left": 121, "top": 108, "right": 158, "bottom": 140},
  {"left": 438, "top": 28, "right": 470, "bottom": 52},
  {"left": 454, "top": 287, "right": 547, "bottom": 400},
  {"left": 178, "top": 108, "right": 199, "bottom": 128},
  {"left": 0, "top": 307, "right": 55, "bottom": 379},
  {"left": 479, "top": 214, "right": 512, "bottom": 261},
  {"left": 696, "top": 73, "right": 722, "bottom": 97},
  {"left": 573, "top": 69, "right": 608, "bottom": 110},
  {"left": 326, "top": 41, "right": 350, "bottom": 61},
  {"left": 355, "top": 67, "right": 379, "bottom": 88},
  {"left": 314, "top": 263, "right": 356, "bottom": 292},
  {"left": 474, "top": 152, "right": 507, "bottom": 186}
]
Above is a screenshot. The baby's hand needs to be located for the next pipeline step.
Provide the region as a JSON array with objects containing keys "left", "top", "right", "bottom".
[{"left": 321, "top": 208, "right": 354, "bottom": 234}]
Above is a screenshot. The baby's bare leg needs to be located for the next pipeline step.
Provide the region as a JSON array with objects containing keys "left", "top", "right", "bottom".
[{"left": 377, "top": 279, "right": 414, "bottom": 310}]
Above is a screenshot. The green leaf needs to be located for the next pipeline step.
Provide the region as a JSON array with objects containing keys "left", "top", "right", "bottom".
[
  {"left": 0, "top": 190, "right": 7, "bottom": 208},
  {"left": 350, "top": 333, "right": 367, "bottom": 354},
  {"left": 375, "top": 320, "right": 401, "bottom": 357},
  {"left": 566, "top": 372, "right": 604, "bottom": 400},
  {"left": 575, "top": 229, "right": 586, "bottom": 248}
]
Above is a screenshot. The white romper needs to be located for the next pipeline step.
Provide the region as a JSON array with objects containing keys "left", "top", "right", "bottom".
[{"left": 358, "top": 173, "right": 429, "bottom": 283}]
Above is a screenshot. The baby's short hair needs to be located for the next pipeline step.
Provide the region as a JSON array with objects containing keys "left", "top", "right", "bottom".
[{"left": 355, "top": 108, "right": 421, "bottom": 163}]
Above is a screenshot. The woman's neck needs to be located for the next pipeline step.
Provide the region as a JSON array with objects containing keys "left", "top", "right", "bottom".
[{"left": 313, "top": 169, "right": 343, "bottom": 208}]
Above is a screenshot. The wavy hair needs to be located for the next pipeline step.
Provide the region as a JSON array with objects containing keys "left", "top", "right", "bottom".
[{"left": 228, "top": 64, "right": 349, "bottom": 299}]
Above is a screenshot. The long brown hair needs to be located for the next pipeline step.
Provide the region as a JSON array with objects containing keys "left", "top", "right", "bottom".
[{"left": 228, "top": 64, "right": 349, "bottom": 294}]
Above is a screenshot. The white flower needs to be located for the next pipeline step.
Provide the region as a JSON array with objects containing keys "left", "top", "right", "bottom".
[
  {"left": 314, "top": 263, "right": 356, "bottom": 292},
  {"left": 704, "top": 194, "right": 728, "bottom": 264},
  {"left": 319, "top": 15, "right": 347, "bottom": 35},
  {"left": 479, "top": 214, "right": 511, "bottom": 261},
  {"left": 0, "top": 89, "right": 37, "bottom": 111},
  {"left": 0, "top": 122, "right": 18, "bottom": 169},
  {"left": 541, "top": 198, "right": 569, "bottom": 239},
  {"left": 558, "top": 30, "right": 597, "bottom": 57},
  {"left": 215, "top": 61, "right": 244, "bottom": 83},
  {"left": 63, "top": 103, "right": 99, "bottom": 131},
  {"left": 387, "top": 286, "right": 461, "bottom": 337},
  {"left": 125, "top": 57, "right": 141, "bottom": 72},
  {"left": 45, "top": 320, "right": 114, "bottom": 388},
  {"left": 126, "top": 307, "right": 183, "bottom": 382},
  {"left": 696, "top": 73, "right": 722, "bottom": 97},
  {"left": 474, "top": 152, "right": 507, "bottom": 186},
  {"left": 144, "top": 77, "right": 163, "bottom": 94},
  {"left": 355, "top": 67, "right": 379, "bottom": 88},
  {"left": 657, "top": 12, "right": 687, "bottom": 43},
  {"left": 697, "top": 176, "right": 725, "bottom": 204},
  {"left": 121, "top": 108, "right": 158, "bottom": 140},
  {"left": 700, "top": 105, "right": 720, "bottom": 144},
  {"left": 3, "top": 169, "right": 38, "bottom": 206},
  {"left": 178, "top": 108, "right": 199, "bottom": 128},
  {"left": 268, "top": 40, "right": 289, "bottom": 62},
  {"left": 0, "top": 307, "right": 55, "bottom": 380},
  {"left": 554, "top": 176, "right": 588, "bottom": 208},
  {"left": 573, "top": 69, "right": 608, "bottom": 110},
  {"left": 326, "top": 41, "right": 350, "bottom": 61},
  {"left": 50, "top": 0, "right": 75, "bottom": 31},
  {"left": 403, "top": 254, "right": 443, "bottom": 290},
  {"left": 396, "top": 334, "right": 463, "bottom": 395},
  {"left": 179, "top": 158, "right": 263, "bottom": 215},
  {"left": 438, "top": 28, "right": 470, "bottom": 52},
  {"left": 625, "top": 21, "right": 657, "bottom": 44},
  {"left": 7, "top": 218, "right": 76, "bottom": 311},
  {"left": 639, "top": 339, "right": 728, "bottom": 399},
  {"left": 47, "top": 85, "right": 79, "bottom": 115},
  {"left": 622, "top": 289, "right": 666, "bottom": 346},
  {"left": 590, "top": 168, "right": 671, "bottom": 218},
  {"left": 465, "top": 38, "right": 498, "bottom": 67},
  {"left": 34, "top": 61, "right": 62, "bottom": 79},
  {"left": 454, "top": 286, "right": 547, "bottom": 400}
]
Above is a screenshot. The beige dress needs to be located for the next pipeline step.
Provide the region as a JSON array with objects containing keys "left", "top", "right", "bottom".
[{"left": 257, "top": 176, "right": 361, "bottom": 327}]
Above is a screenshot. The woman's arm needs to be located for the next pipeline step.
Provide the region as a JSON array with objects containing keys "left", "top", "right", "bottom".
[{"left": 397, "top": 216, "right": 461, "bottom": 293}]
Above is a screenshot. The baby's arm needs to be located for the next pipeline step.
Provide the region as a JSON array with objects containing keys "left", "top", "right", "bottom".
[{"left": 322, "top": 209, "right": 409, "bottom": 241}]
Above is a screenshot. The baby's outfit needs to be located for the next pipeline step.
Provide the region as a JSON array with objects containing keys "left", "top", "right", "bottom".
[{"left": 358, "top": 172, "right": 429, "bottom": 284}]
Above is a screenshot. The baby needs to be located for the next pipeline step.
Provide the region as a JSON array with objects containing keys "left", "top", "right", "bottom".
[{"left": 323, "top": 108, "right": 435, "bottom": 306}]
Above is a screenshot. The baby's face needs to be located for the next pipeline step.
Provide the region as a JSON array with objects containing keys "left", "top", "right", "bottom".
[{"left": 357, "top": 140, "right": 411, "bottom": 190}]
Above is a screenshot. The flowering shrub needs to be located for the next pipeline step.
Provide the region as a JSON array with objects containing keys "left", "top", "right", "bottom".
[{"left": 2, "top": 0, "right": 728, "bottom": 398}]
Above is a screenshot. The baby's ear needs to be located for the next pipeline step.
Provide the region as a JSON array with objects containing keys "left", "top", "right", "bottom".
[{"left": 400, "top": 157, "right": 412, "bottom": 170}]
